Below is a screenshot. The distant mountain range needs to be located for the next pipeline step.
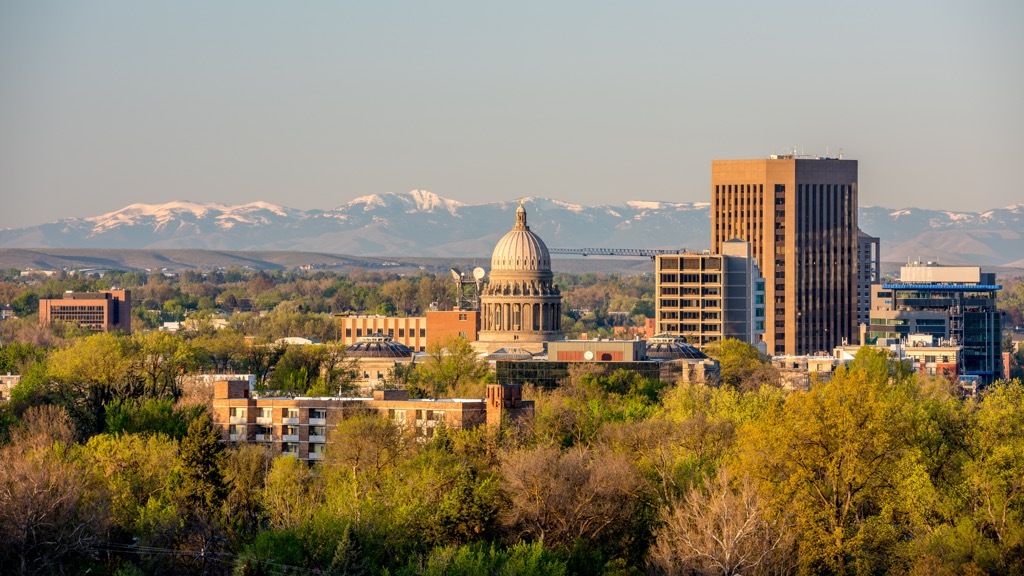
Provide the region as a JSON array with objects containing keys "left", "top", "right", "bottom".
[{"left": 1, "top": 190, "right": 1021, "bottom": 268}]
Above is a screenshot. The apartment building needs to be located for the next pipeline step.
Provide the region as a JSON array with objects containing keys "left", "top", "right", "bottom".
[{"left": 212, "top": 380, "right": 532, "bottom": 460}]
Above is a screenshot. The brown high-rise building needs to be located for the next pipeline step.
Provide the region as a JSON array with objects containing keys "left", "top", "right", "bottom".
[{"left": 711, "top": 156, "right": 858, "bottom": 356}]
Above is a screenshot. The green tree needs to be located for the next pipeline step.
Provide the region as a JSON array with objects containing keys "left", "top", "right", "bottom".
[
  {"left": 740, "top": 351, "right": 923, "bottom": 574},
  {"left": 178, "top": 412, "right": 226, "bottom": 511},
  {"left": 414, "top": 336, "right": 488, "bottom": 397},
  {"left": 703, "top": 338, "right": 779, "bottom": 391}
]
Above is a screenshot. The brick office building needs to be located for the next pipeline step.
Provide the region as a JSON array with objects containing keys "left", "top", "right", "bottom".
[{"left": 39, "top": 289, "right": 131, "bottom": 333}]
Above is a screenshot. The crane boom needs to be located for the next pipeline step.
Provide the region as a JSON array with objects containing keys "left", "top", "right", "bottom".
[{"left": 549, "top": 248, "right": 686, "bottom": 259}]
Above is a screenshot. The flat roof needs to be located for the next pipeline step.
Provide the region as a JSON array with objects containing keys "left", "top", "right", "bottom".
[{"left": 882, "top": 284, "right": 1001, "bottom": 291}]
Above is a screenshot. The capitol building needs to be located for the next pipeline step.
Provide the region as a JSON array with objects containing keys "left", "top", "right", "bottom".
[{"left": 474, "top": 201, "right": 563, "bottom": 354}]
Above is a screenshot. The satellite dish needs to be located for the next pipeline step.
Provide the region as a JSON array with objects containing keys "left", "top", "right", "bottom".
[
  {"left": 583, "top": 350, "right": 594, "bottom": 361},
  {"left": 473, "top": 267, "right": 486, "bottom": 280},
  {"left": 450, "top": 268, "right": 462, "bottom": 282}
]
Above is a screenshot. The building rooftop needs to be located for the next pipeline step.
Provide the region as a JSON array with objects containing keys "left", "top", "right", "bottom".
[
  {"left": 345, "top": 332, "right": 415, "bottom": 358},
  {"left": 645, "top": 334, "right": 708, "bottom": 360}
]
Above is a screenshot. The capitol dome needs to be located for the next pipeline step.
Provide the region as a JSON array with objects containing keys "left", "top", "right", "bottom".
[
  {"left": 490, "top": 202, "right": 551, "bottom": 272},
  {"left": 475, "top": 200, "right": 562, "bottom": 353}
]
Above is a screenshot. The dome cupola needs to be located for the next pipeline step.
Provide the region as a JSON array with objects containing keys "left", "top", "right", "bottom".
[{"left": 490, "top": 201, "right": 551, "bottom": 272}]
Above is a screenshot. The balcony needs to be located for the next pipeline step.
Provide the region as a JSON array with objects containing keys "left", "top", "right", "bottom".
[
  {"left": 255, "top": 434, "right": 271, "bottom": 442},
  {"left": 282, "top": 434, "right": 299, "bottom": 442},
  {"left": 229, "top": 434, "right": 244, "bottom": 441},
  {"left": 228, "top": 416, "right": 247, "bottom": 424},
  {"left": 309, "top": 417, "right": 327, "bottom": 426},
  {"left": 282, "top": 417, "right": 300, "bottom": 425},
  {"left": 256, "top": 416, "right": 273, "bottom": 425},
  {"left": 308, "top": 452, "right": 324, "bottom": 460},
  {"left": 309, "top": 435, "right": 326, "bottom": 443}
]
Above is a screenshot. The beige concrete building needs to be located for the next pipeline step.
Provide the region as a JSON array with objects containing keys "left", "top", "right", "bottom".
[
  {"left": 476, "top": 202, "right": 562, "bottom": 354},
  {"left": 712, "top": 156, "right": 858, "bottom": 356},
  {"left": 39, "top": 289, "right": 131, "bottom": 333},
  {"left": 213, "top": 380, "right": 533, "bottom": 461},
  {"left": 0, "top": 373, "right": 20, "bottom": 403},
  {"left": 654, "top": 240, "right": 765, "bottom": 349}
]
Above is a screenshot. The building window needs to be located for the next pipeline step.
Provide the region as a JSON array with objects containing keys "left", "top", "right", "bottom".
[
  {"left": 311, "top": 426, "right": 327, "bottom": 437},
  {"left": 284, "top": 426, "right": 299, "bottom": 436},
  {"left": 230, "top": 407, "right": 246, "bottom": 418},
  {"left": 459, "top": 313, "right": 467, "bottom": 321},
  {"left": 282, "top": 443, "right": 299, "bottom": 454},
  {"left": 229, "top": 424, "right": 245, "bottom": 436},
  {"left": 260, "top": 407, "right": 272, "bottom": 419},
  {"left": 459, "top": 331, "right": 467, "bottom": 339},
  {"left": 420, "top": 329, "right": 426, "bottom": 337},
  {"left": 286, "top": 408, "right": 299, "bottom": 419},
  {"left": 310, "top": 409, "right": 327, "bottom": 420}
]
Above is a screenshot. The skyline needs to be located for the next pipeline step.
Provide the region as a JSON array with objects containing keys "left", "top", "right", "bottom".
[{"left": 2, "top": 1, "right": 1022, "bottom": 229}]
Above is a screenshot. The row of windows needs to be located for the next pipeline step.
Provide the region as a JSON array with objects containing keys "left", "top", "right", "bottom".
[
  {"left": 345, "top": 327, "right": 427, "bottom": 338},
  {"left": 228, "top": 424, "right": 329, "bottom": 437},
  {"left": 229, "top": 407, "right": 329, "bottom": 419}
]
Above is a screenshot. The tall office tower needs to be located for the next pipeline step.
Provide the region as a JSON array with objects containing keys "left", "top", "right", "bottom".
[
  {"left": 856, "top": 230, "right": 881, "bottom": 329},
  {"left": 711, "top": 156, "right": 858, "bottom": 356}
]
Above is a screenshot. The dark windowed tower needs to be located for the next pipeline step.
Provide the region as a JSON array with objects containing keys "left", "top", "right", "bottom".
[{"left": 711, "top": 156, "right": 858, "bottom": 356}]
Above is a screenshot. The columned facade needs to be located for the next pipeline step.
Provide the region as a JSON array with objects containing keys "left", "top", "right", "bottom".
[{"left": 475, "top": 202, "right": 563, "bottom": 354}]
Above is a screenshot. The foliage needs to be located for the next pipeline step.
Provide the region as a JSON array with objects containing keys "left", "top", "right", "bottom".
[{"left": 702, "top": 338, "right": 779, "bottom": 391}]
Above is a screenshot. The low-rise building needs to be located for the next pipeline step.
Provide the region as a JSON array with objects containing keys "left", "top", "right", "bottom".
[
  {"left": 425, "top": 310, "right": 479, "bottom": 346},
  {"left": 39, "top": 289, "right": 131, "bottom": 333},
  {"left": 495, "top": 336, "right": 719, "bottom": 388},
  {"left": 345, "top": 332, "right": 416, "bottom": 391},
  {"left": 212, "top": 380, "right": 532, "bottom": 461},
  {"left": 338, "top": 315, "right": 429, "bottom": 351},
  {"left": 0, "top": 373, "right": 20, "bottom": 402},
  {"left": 869, "top": 262, "right": 1002, "bottom": 384}
]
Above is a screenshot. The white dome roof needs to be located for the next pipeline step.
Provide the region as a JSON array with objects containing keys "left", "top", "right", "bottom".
[{"left": 490, "top": 202, "right": 551, "bottom": 272}]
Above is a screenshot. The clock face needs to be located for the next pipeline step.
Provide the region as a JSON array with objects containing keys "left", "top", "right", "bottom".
[{"left": 584, "top": 350, "right": 594, "bottom": 361}]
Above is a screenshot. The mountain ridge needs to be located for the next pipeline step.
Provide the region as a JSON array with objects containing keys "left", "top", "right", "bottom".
[{"left": 1, "top": 191, "right": 1021, "bottom": 267}]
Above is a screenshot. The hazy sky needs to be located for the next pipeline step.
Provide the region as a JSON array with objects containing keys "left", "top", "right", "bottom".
[{"left": 1, "top": 1, "right": 1021, "bottom": 228}]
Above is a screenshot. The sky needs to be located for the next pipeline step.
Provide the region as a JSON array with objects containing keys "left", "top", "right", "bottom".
[{"left": 1, "top": 1, "right": 1022, "bottom": 229}]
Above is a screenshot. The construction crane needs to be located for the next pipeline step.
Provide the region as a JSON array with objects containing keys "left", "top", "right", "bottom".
[{"left": 550, "top": 248, "right": 687, "bottom": 260}]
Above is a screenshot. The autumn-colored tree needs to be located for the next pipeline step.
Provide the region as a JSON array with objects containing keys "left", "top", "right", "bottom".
[
  {"left": 0, "top": 406, "right": 109, "bottom": 575},
  {"left": 651, "top": 470, "right": 794, "bottom": 576},
  {"left": 500, "top": 444, "right": 643, "bottom": 550}
]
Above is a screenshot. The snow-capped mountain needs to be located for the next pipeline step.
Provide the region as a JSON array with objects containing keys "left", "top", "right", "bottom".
[{"left": 1, "top": 192, "right": 1021, "bottom": 267}]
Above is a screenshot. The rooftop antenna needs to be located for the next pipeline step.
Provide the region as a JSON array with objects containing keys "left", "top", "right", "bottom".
[{"left": 838, "top": 148, "right": 844, "bottom": 159}]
